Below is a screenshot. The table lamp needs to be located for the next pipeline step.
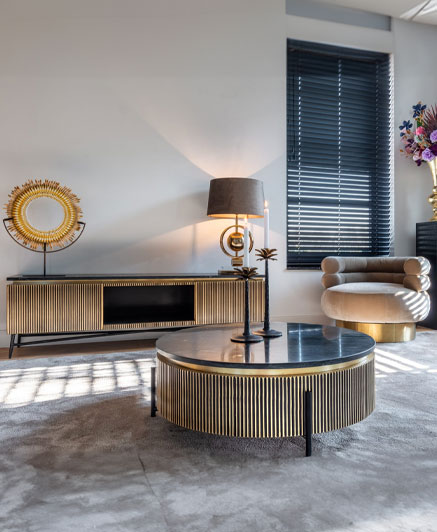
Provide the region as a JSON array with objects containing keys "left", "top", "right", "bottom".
[{"left": 207, "top": 177, "right": 264, "bottom": 273}]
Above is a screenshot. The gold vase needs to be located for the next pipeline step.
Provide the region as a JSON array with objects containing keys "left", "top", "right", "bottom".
[{"left": 428, "top": 159, "right": 437, "bottom": 221}]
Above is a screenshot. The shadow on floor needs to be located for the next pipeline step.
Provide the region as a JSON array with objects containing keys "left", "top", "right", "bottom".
[{"left": 19, "top": 394, "right": 356, "bottom": 477}]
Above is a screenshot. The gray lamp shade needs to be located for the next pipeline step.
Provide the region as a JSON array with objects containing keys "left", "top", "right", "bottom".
[{"left": 207, "top": 177, "right": 265, "bottom": 219}]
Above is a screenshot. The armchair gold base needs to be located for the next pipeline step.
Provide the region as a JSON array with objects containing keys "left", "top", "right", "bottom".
[{"left": 336, "top": 320, "right": 416, "bottom": 343}]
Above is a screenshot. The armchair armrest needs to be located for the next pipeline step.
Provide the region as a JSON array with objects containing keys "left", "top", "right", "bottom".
[
  {"left": 403, "top": 274, "right": 430, "bottom": 292},
  {"left": 321, "top": 257, "right": 367, "bottom": 274},
  {"left": 322, "top": 271, "right": 407, "bottom": 288},
  {"left": 322, "top": 272, "right": 371, "bottom": 288},
  {"left": 403, "top": 257, "right": 431, "bottom": 276},
  {"left": 321, "top": 256, "right": 431, "bottom": 275}
]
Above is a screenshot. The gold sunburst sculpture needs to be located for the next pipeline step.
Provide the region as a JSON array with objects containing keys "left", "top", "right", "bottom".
[{"left": 4, "top": 179, "right": 83, "bottom": 250}]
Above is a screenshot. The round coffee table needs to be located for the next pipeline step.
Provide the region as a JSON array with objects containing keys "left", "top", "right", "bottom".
[{"left": 154, "top": 322, "right": 375, "bottom": 455}]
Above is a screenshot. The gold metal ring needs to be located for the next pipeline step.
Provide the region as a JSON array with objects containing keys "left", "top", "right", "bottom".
[
  {"left": 157, "top": 351, "right": 375, "bottom": 376},
  {"left": 219, "top": 224, "right": 254, "bottom": 258},
  {"left": 5, "top": 180, "right": 82, "bottom": 250}
]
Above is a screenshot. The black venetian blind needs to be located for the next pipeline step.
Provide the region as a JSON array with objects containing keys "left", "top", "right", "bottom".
[{"left": 287, "top": 40, "right": 392, "bottom": 269}]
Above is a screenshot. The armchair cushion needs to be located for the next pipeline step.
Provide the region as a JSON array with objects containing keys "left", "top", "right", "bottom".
[{"left": 321, "top": 282, "right": 430, "bottom": 324}]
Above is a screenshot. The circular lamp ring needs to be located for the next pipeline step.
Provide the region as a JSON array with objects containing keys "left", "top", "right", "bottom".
[
  {"left": 4, "top": 179, "right": 83, "bottom": 250},
  {"left": 219, "top": 224, "right": 254, "bottom": 258}
]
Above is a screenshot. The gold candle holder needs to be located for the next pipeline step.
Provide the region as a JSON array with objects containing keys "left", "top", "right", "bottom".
[
  {"left": 231, "top": 267, "right": 263, "bottom": 343},
  {"left": 254, "top": 248, "right": 282, "bottom": 338}
]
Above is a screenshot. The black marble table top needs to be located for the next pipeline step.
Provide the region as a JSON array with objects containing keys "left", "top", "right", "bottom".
[
  {"left": 6, "top": 273, "right": 252, "bottom": 281},
  {"left": 156, "top": 322, "right": 375, "bottom": 369}
]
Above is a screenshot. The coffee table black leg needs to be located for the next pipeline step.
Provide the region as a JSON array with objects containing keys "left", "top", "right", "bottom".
[
  {"left": 151, "top": 366, "right": 157, "bottom": 417},
  {"left": 305, "top": 389, "right": 312, "bottom": 457}
]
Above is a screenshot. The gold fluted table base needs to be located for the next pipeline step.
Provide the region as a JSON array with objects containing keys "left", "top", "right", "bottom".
[{"left": 157, "top": 353, "right": 375, "bottom": 438}]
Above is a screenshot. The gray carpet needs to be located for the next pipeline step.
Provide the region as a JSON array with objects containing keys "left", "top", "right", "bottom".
[{"left": 1, "top": 333, "right": 437, "bottom": 532}]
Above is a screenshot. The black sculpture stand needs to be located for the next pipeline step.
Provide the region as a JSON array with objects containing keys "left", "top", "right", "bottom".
[
  {"left": 254, "top": 249, "right": 282, "bottom": 338},
  {"left": 231, "top": 273, "right": 262, "bottom": 344},
  {"left": 3, "top": 218, "right": 86, "bottom": 276}
]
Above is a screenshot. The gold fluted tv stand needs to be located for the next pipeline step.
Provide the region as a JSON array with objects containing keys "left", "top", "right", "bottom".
[{"left": 6, "top": 274, "right": 264, "bottom": 358}]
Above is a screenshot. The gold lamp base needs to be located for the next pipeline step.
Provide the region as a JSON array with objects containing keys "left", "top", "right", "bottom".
[
  {"left": 336, "top": 320, "right": 416, "bottom": 343},
  {"left": 217, "top": 215, "right": 254, "bottom": 273}
]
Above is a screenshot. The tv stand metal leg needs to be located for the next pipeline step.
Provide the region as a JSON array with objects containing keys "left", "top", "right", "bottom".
[
  {"left": 9, "top": 335, "right": 15, "bottom": 359},
  {"left": 151, "top": 366, "right": 157, "bottom": 417}
]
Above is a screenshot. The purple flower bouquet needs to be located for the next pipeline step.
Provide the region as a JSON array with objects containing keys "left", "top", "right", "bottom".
[
  {"left": 400, "top": 102, "right": 437, "bottom": 221},
  {"left": 400, "top": 102, "right": 437, "bottom": 165}
]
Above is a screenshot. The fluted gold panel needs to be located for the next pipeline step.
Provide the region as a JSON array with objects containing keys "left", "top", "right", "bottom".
[
  {"left": 7, "top": 278, "right": 264, "bottom": 334},
  {"left": 157, "top": 354, "right": 375, "bottom": 437},
  {"left": 7, "top": 283, "right": 102, "bottom": 334},
  {"left": 195, "top": 279, "right": 264, "bottom": 324}
]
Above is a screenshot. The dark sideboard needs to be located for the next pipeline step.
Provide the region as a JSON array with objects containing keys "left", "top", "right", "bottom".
[
  {"left": 6, "top": 274, "right": 264, "bottom": 357},
  {"left": 416, "top": 222, "right": 437, "bottom": 329}
]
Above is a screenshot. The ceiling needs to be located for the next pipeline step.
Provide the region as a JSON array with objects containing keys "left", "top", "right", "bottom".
[{"left": 314, "top": 0, "right": 437, "bottom": 25}]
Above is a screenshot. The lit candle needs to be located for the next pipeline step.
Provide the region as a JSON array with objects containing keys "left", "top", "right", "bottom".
[
  {"left": 264, "top": 200, "right": 270, "bottom": 248},
  {"left": 243, "top": 216, "right": 249, "bottom": 267}
]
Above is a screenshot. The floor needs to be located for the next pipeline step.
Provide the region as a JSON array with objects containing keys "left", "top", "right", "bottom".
[
  {"left": 0, "top": 325, "right": 429, "bottom": 361},
  {"left": 0, "top": 338, "right": 156, "bottom": 360},
  {"left": 1, "top": 331, "right": 437, "bottom": 531}
]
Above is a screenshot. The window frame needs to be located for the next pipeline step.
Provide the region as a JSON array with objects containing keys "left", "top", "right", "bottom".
[{"left": 286, "top": 39, "right": 393, "bottom": 270}]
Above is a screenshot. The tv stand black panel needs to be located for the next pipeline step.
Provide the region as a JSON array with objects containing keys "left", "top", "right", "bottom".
[{"left": 103, "top": 285, "right": 195, "bottom": 325}]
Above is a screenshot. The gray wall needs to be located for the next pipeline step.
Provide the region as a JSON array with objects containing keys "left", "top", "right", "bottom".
[{"left": 392, "top": 18, "right": 437, "bottom": 255}]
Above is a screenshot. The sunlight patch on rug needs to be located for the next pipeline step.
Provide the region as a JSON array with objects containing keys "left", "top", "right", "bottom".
[{"left": 0, "top": 357, "right": 154, "bottom": 408}]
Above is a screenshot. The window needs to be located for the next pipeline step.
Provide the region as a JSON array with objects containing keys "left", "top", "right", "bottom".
[{"left": 286, "top": 40, "right": 392, "bottom": 269}]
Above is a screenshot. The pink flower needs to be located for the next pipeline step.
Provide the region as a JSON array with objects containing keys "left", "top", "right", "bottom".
[{"left": 416, "top": 126, "right": 426, "bottom": 135}]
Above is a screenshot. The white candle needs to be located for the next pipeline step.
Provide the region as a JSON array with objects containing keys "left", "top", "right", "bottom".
[
  {"left": 264, "top": 200, "right": 270, "bottom": 248},
  {"left": 243, "top": 216, "right": 249, "bottom": 267}
]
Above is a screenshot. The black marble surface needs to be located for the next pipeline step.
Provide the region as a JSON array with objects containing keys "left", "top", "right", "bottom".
[
  {"left": 156, "top": 322, "right": 375, "bottom": 369},
  {"left": 7, "top": 273, "right": 244, "bottom": 281}
]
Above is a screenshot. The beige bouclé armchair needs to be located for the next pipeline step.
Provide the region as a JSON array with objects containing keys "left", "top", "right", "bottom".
[{"left": 321, "top": 256, "right": 431, "bottom": 342}]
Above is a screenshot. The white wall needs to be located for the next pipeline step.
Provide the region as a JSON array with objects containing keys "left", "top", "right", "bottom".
[
  {"left": 0, "top": 1, "right": 436, "bottom": 346},
  {"left": 392, "top": 18, "right": 437, "bottom": 255}
]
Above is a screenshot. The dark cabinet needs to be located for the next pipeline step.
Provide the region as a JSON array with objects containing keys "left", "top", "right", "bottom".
[{"left": 416, "top": 222, "right": 437, "bottom": 329}]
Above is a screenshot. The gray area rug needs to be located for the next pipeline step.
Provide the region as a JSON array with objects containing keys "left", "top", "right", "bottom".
[{"left": 1, "top": 333, "right": 437, "bottom": 532}]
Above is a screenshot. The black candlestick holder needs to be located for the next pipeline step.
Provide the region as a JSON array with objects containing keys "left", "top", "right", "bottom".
[
  {"left": 254, "top": 248, "right": 282, "bottom": 338},
  {"left": 231, "top": 267, "right": 263, "bottom": 343}
]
